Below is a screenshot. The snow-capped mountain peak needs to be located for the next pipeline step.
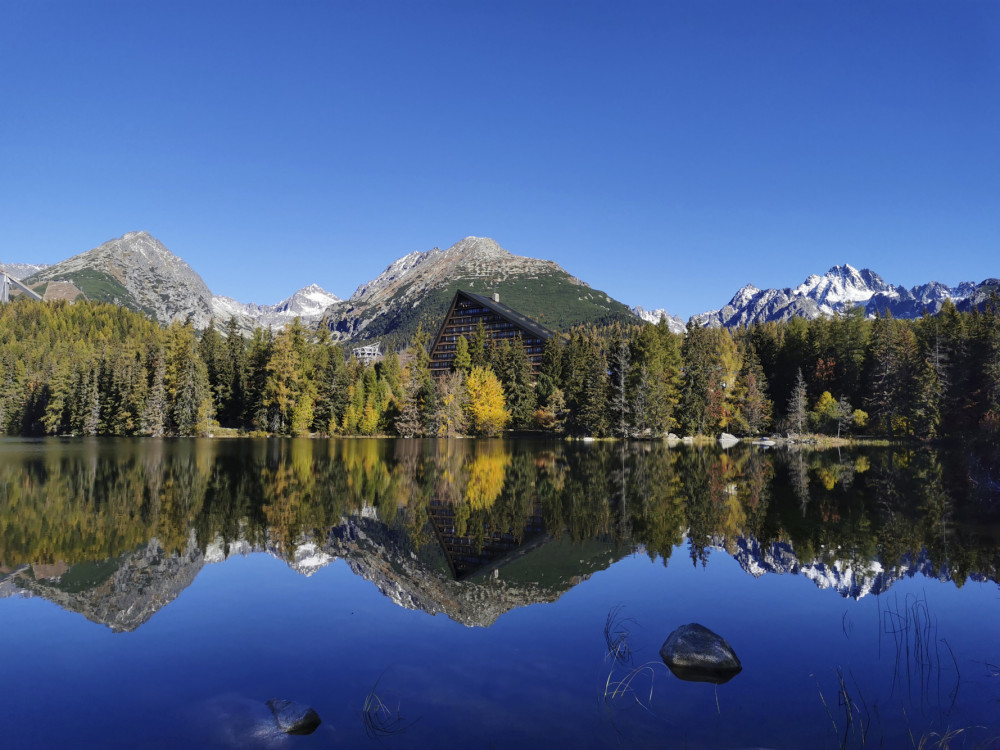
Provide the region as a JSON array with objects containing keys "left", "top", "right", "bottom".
[
  {"left": 632, "top": 306, "right": 687, "bottom": 334},
  {"left": 210, "top": 284, "right": 342, "bottom": 330},
  {"left": 792, "top": 264, "right": 892, "bottom": 311},
  {"left": 694, "top": 262, "right": 989, "bottom": 328},
  {"left": 273, "top": 284, "right": 341, "bottom": 316}
]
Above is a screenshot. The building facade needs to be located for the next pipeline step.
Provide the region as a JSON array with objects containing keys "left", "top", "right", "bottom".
[{"left": 428, "top": 290, "right": 556, "bottom": 376}]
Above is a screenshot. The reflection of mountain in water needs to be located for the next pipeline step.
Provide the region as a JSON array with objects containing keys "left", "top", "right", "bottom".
[
  {"left": 727, "top": 537, "right": 966, "bottom": 600},
  {"left": 4, "top": 535, "right": 205, "bottom": 632},
  {"left": 326, "top": 515, "right": 620, "bottom": 627},
  {"left": 0, "top": 512, "right": 622, "bottom": 631},
  {"left": 1, "top": 438, "right": 997, "bottom": 630}
]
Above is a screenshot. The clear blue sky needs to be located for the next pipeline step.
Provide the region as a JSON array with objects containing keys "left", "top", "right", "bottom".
[{"left": 1, "top": 1, "right": 997, "bottom": 318}]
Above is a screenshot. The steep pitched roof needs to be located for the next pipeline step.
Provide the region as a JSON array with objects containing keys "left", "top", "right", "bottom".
[{"left": 457, "top": 290, "right": 557, "bottom": 341}]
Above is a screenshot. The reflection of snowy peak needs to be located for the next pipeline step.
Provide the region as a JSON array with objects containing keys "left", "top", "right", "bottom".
[{"left": 729, "top": 537, "right": 953, "bottom": 599}]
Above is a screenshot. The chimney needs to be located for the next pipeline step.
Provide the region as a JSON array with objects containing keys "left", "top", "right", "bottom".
[{"left": 492, "top": 292, "right": 500, "bottom": 303}]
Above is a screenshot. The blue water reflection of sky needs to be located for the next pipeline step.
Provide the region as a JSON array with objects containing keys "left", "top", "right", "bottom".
[{"left": 3, "top": 543, "right": 999, "bottom": 749}]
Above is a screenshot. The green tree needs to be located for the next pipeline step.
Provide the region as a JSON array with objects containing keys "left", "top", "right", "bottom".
[
  {"left": 263, "top": 328, "right": 303, "bottom": 433},
  {"left": 453, "top": 335, "right": 472, "bottom": 374},
  {"left": 787, "top": 368, "right": 808, "bottom": 434},
  {"left": 163, "top": 320, "right": 214, "bottom": 435}
]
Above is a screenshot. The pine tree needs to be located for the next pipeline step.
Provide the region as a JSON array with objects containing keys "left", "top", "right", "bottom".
[
  {"left": 577, "top": 352, "right": 609, "bottom": 437},
  {"left": 433, "top": 371, "right": 467, "bottom": 437},
  {"left": 492, "top": 338, "right": 536, "bottom": 430},
  {"left": 395, "top": 364, "right": 424, "bottom": 437},
  {"left": 244, "top": 327, "right": 274, "bottom": 430},
  {"left": 263, "top": 328, "right": 302, "bottom": 433},
  {"left": 976, "top": 294, "right": 1000, "bottom": 432},
  {"left": 607, "top": 335, "right": 631, "bottom": 438},
  {"left": 679, "top": 322, "right": 712, "bottom": 434},
  {"left": 163, "top": 320, "right": 214, "bottom": 435},
  {"left": 787, "top": 369, "right": 808, "bottom": 435},
  {"left": 453, "top": 335, "right": 472, "bottom": 374},
  {"left": 911, "top": 358, "right": 942, "bottom": 438},
  {"left": 737, "top": 345, "right": 772, "bottom": 436},
  {"left": 470, "top": 321, "right": 489, "bottom": 370},
  {"left": 141, "top": 346, "right": 167, "bottom": 437}
]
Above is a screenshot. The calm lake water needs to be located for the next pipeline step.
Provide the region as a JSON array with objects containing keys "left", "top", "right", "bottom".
[{"left": 1, "top": 437, "right": 998, "bottom": 749}]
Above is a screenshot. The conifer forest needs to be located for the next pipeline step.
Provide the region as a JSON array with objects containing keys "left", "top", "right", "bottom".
[{"left": 1, "top": 297, "right": 998, "bottom": 440}]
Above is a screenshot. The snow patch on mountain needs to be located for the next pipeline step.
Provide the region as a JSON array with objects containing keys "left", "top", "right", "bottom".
[
  {"left": 631, "top": 305, "right": 687, "bottom": 334},
  {"left": 695, "top": 263, "right": 989, "bottom": 328},
  {"left": 211, "top": 284, "right": 342, "bottom": 330}
]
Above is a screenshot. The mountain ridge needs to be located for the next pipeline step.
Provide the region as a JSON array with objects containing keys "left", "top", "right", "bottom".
[
  {"left": 692, "top": 263, "right": 996, "bottom": 328},
  {"left": 11, "top": 232, "right": 997, "bottom": 341}
]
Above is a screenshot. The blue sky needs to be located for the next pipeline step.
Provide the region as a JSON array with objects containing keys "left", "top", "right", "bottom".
[{"left": 1, "top": 1, "right": 997, "bottom": 318}]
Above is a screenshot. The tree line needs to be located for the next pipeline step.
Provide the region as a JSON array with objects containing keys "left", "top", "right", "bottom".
[{"left": 0, "top": 297, "right": 997, "bottom": 438}]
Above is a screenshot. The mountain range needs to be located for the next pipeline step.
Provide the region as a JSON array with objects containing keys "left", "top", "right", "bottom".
[
  {"left": 4, "top": 232, "right": 997, "bottom": 344},
  {"left": 694, "top": 263, "right": 998, "bottom": 328},
  {"left": 5, "top": 232, "right": 636, "bottom": 343}
]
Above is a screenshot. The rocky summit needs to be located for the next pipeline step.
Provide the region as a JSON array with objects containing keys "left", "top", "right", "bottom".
[{"left": 23, "top": 231, "right": 218, "bottom": 326}]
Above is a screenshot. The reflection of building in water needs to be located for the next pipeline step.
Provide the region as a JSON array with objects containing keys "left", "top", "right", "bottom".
[{"left": 427, "top": 498, "right": 548, "bottom": 580}]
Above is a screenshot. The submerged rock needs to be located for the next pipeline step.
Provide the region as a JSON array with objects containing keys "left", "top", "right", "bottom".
[
  {"left": 660, "top": 623, "right": 742, "bottom": 684},
  {"left": 266, "top": 698, "right": 322, "bottom": 735}
]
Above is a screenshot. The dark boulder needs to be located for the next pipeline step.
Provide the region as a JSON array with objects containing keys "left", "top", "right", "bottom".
[
  {"left": 659, "top": 623, "right": 742, "bottom": 684},
  {"left": 266, "top": 698, "right": 322, "bottom": 735}
]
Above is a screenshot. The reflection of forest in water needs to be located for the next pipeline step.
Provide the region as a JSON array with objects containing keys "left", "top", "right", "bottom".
[{"left": 1, "top": 438, "right": 998, "bottom": 600}]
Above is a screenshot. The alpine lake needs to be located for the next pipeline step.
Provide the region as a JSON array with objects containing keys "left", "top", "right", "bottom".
[{"left": 1, "top": 437, "right": 998, "bottom": 749}]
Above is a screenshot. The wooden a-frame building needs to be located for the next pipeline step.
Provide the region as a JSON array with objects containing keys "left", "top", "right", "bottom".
[{"left": 428, "top": 290, "right": 556, "bottom": 376}]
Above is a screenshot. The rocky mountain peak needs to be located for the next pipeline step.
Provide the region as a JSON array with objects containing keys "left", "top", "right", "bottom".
[
  {"left": 732, "top": 284, "right": 761, "bottom": 307},
  {"left": 444, "top": 236, "right": 509, "bottom": 260},
  {"left": 25, "top": 231, "right": 216, "bottom": 326}
]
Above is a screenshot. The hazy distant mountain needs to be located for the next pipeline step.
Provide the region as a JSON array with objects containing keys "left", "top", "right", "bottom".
[
  {"left": 0, "top": 261, "right": 50, "bottom": 279},
  {"left": 694, "top": 263, "right": 995, "bottom": 328},
  {"left": 631, "top": 305, "right": 686, "bottom": 334},
  {"left": 325, "top": 236, "right": 636, "bottom": 345}
]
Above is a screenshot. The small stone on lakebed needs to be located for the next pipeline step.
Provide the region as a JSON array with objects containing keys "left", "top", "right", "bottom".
[
  {"left": 266, "top": 698, "right": 322, "bottom": 735},
  {"left": 660, "top": 623, "right": 742, "bottom": 684}
]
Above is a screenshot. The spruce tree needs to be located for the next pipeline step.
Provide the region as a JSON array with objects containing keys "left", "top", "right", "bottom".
[{"left": 787, "top": 368, "right": 808, "bottom": 435}]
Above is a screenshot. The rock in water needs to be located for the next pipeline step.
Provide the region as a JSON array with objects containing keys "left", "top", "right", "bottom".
[
  {"left": 266, "top": 699, "right": 322, "bottom": 735},
  {"left": 659, "top": 623, "right": 742, "bottom": 684}
]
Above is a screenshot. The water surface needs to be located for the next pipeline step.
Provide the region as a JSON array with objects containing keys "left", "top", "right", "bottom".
[{"left": 1, "top": 438, "right": 998, "bottom": 748}]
